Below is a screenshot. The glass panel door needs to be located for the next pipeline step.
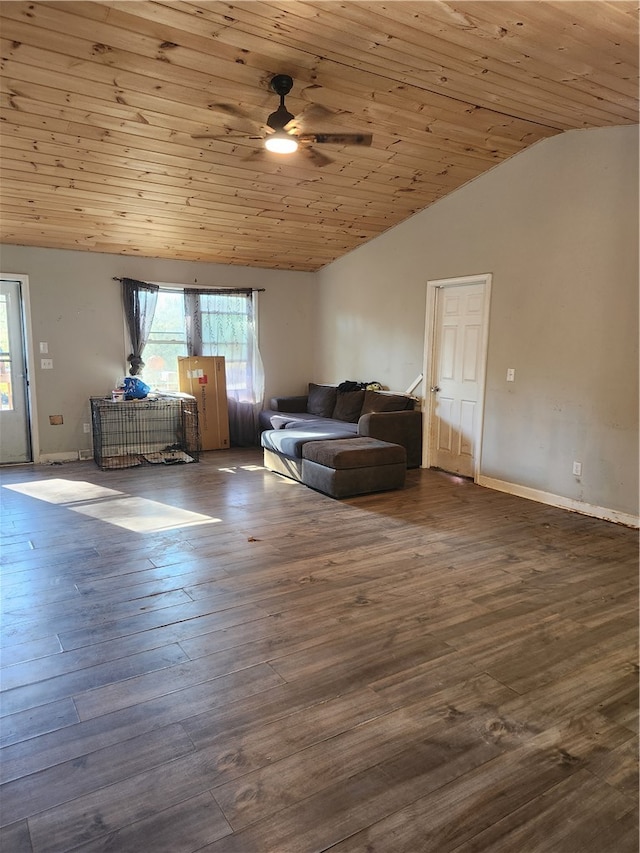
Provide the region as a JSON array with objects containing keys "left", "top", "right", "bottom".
[{"left": 0, "top": 279, "right": 32, "bottom": 463}]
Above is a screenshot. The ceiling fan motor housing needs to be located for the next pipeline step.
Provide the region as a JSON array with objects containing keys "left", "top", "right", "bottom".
[
  {"left": 270, "top": 74, "right": 294, "bottom": 96},
  {"left": 267, "top": 104, "right": 295, "bottom": 131}
]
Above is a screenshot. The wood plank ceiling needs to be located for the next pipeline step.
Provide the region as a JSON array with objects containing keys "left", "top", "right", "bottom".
[{"left": 1, "top": 1, "right": 638, "bottom": 272}]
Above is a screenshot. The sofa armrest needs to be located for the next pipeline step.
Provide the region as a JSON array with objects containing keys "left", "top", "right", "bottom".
[
  {"left": 358, "top": 410, "right": 423, "bottom": 468},
  {"left": 269, "top": 395, "right": 309, "bottom": 413}
]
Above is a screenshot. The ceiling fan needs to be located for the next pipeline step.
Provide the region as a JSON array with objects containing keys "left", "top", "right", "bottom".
[{"left": 191, "top": 75, "right": 373, "bottom": 167}]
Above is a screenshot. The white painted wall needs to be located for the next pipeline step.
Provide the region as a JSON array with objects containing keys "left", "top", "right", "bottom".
[
  {"left": 0, "top": 246, "right": 316, "bottom": 458},
  {"left": 316, "top": 125, "right": 639, "bottom": 519}
]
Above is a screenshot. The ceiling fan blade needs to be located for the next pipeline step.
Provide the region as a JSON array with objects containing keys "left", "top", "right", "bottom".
[
  {"left": 199, "top": 103, "right": 269, "bottom": 135},
  {"left": 243, "top": 148, "right": 269, "bottom": 163},
  {"left": 301, "top": 146, "right": 333, "bottom": 168},
  {"left": 299, "top": 132, "right": 373, "bottom": 146},
  {"left": 206, "top": 103, "right": 255, "bottom": 121},
  {"left": 191, "top": 132, "right": 263, "bottom": 140},
  {"left": 284, "top": 103, "right": 345, "bottom": 134}
]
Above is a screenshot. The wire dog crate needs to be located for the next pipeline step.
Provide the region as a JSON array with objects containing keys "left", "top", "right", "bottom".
[{"left": 90, "top": 395, "right": 200, "bottom": 470}]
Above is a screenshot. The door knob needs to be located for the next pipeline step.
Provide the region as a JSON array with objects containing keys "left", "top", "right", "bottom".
[{"left": 431, "top": 385, "right": 440, "bottom": 392}]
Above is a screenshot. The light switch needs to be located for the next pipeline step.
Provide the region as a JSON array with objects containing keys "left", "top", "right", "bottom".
[
  {"left": 506, "top": 368, "right": 515, "bottom": 382},
  {"left": 39, "top": 342, "right": 49, "bottom": 354}
]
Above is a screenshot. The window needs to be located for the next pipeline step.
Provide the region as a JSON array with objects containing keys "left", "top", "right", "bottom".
[
  {"left": 184, "top": 290, "right": 259, "bottom": 399},
  {"left": 140, "top": 286, "right": 265, "bottom": 446},
  {"left": 142, "top": 290, "right": 187, "bottom": 393},
  {"left": 0, "top": 292, "right": 14, "bottom": 410}
]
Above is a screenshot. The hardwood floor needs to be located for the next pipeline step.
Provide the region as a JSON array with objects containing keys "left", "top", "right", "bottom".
[{"left": 0, "top": 448, "right": 637, "bottom": 853}]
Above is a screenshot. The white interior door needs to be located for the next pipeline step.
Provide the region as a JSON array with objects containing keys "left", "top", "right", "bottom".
[
  {"left": 0, "top": 279, "right": 32, "bottom": 464},
  {"left": 424, "top": 276, "right": 491, "bottom": 479}
]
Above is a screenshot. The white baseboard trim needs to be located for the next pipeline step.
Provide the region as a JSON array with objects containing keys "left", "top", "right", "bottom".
[
  {"left": 477, "top": 475, "right": 640, "bottom": 529},
  {"left": 38, "top": 451, "right": 92, "bottom": 464}
]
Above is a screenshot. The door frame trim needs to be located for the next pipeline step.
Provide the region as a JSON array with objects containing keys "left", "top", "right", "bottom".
[
  {"left": 0, "top": 273, "right": 38, "bottom": 464},
  {"left": 422, "top": 273, "right": 492, "bottom": 480}
]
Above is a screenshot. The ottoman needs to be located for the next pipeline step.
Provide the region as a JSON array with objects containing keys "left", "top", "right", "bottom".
[
  {"left": 261, "top": 423, "right": 357, "bottom": 482},
  {"left": 301, "top": 437, "right": 406, "bottom": 498}
]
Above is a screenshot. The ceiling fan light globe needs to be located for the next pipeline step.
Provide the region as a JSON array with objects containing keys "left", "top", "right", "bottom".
[{"left": 264, "top": 133, "right": 298, "bottom": 154}]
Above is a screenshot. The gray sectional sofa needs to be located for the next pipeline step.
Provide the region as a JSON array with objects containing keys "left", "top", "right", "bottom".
[{"left": 259, "top": 383, "right": 422, "bottom": 492}]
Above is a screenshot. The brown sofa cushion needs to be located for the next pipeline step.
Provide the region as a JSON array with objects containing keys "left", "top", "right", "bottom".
[
  {"left": 332, "top": 389, "right": 365, "bottom": 423},
  {"left": 307, "top": 383, "right": 338, "bottom": 417},
  {"left": 360, "top": 390, "right": 413, "bottom": 415}
]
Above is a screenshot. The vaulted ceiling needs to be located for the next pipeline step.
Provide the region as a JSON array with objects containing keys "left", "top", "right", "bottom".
[{"left": 1, "top": 1, "right": 637, "bottom": 271}]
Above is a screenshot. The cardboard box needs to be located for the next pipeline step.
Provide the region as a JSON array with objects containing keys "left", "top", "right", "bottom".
[{"left": 177, "top": 356, "right": 230, "bottom": 450}]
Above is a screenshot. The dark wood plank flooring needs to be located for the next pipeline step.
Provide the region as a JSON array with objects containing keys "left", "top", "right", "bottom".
[{"left": 0, "top": 448, "right": 637, "bottom": 853}]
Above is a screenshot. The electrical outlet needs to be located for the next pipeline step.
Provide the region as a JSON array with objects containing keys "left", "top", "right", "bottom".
[
  {"left": 41, "top": 358, "right": 53, "bottom": 369},
  {"left": 83, "top": 423, "right": 91, "bottom": 433},
  {"left": 506, "top": 368, "right": 515, "bottom": 382},
  {"left": 573, "top": 461, "right": 582, "bottom": 476}
]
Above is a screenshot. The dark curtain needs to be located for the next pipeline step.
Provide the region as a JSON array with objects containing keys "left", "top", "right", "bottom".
[
  {"left": 122, "top": 278, "right": 159, "bottom": 375},
  {"left": 183, "top": 289, "right": 201, "bottom": 356}
]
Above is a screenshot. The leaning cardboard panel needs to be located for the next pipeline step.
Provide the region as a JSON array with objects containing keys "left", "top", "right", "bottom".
[{"left": 177, "top": 356, "right": 230, "bottom": 450}]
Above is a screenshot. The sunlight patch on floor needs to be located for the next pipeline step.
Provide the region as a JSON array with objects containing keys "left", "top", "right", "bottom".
[
  {"left": 217, "top": 464, "right": 266, "bottom": 474},
  {"left": 3, "top": 479, "right": 220, "bottom": 533}
]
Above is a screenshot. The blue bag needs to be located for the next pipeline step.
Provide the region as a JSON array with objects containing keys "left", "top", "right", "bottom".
[{"left": 123, "top": 377, "right": 150, "bottom": 400}]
